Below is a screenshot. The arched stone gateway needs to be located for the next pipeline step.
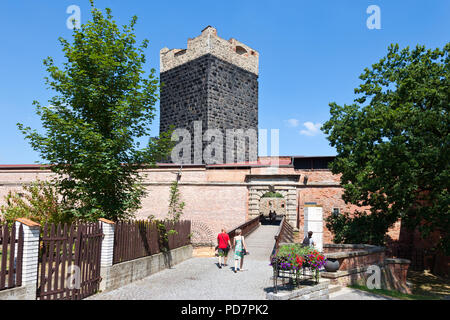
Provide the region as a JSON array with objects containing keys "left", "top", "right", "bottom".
[
  {"left": 246, "top": 174, "right": 300, "bottom": 229},
  {"left": 259, "top": 196, "right": 287, "bottom": 220}
]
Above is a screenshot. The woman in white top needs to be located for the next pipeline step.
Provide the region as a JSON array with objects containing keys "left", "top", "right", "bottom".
[{"left": 233, "top": 229, "right": 248, "bottom": 273}]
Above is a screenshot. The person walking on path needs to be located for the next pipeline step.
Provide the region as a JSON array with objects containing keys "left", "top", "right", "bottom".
[
  {"left": 217, "top": 228, "right": 231, "bottom": 268},
  {"left": 233, "top": 229, "right": 248, "bottom": 273}
]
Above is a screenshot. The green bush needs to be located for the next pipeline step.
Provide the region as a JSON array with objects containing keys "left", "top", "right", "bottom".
[{"left": 0, "top": 180, "right": 75, "bottom": 227}]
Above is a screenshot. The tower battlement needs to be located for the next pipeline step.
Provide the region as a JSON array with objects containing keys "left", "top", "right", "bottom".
[{"left": 160, "top": 26, "right": 259, "bottom": 75}]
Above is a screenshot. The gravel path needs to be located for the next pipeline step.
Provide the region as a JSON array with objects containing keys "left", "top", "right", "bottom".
[{"left": 88, "top": 224, "right": 279, "bottom": 300}]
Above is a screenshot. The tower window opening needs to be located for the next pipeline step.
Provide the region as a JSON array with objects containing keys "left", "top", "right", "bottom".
[{"left": 236, "top": 46, "right": 247, "bottom": 55}]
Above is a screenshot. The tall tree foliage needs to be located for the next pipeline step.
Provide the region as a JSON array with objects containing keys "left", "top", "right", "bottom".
[
  {"left": 322, "top": 43, "right": 450, "bottom": 253},
  {"left": 18, "top": 2, "right": 173, "bottom": 221}
]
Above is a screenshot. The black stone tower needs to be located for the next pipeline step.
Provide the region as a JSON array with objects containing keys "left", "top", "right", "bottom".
[{"left": 159, "top": 26, "right": 259, "bottom": 164}]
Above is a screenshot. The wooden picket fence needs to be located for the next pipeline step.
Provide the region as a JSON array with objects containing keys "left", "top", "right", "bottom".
[
  {"left": 0, "top": 223, "right": 24, "bottom": 291},
  {"left": 37, "top": 222, "right": 103, "bottom": 300},
  {"left": 166, "top": 220, "right": 191, "bottom": 250},
  {"left": 113, "top": 220, "right": 191, "bottom": 264}
]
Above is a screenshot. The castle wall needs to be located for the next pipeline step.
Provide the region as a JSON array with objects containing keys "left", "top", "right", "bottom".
[{"left": 0, "top": 166, "right": 402, "bottom": 247}]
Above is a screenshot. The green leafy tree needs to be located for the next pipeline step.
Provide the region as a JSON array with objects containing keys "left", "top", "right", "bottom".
[
  {"left": 325, "top": 210, "right": 394, "bottom": 246},
  {"left": 322, "top": 43, "right": 450, "bottom": 253},
  {"left": 17, "top": 2, "right": 173, "bottom": 221}
]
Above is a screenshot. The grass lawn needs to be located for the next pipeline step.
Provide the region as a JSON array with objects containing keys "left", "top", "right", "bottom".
[{"left": 349, "top": 270, "right": 450, "bottom": 300}]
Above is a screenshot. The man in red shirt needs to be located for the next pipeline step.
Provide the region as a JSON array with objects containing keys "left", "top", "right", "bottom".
[{"left": 217, "top": 228, "right": 232, "bottom": 268}]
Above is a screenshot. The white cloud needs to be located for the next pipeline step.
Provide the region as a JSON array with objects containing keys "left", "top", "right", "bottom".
[
  {"left": 299, "top": 122, "right": 322, "bottom": 136},
  {"left": 285, "top": 118, "right": 300, "bottom": 127}
]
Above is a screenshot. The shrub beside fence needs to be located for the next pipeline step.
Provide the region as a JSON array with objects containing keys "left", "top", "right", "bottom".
[
  {"left": 113, "top": 220, "right": 191, "bottom": 265},
  {"left": 0, "top": 223, "right": 24, "bottom": 291}
]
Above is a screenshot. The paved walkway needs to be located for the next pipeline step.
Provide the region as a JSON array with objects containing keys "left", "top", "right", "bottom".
[
  {"left": 88, "top": 222, "right": 391, "bottom": 300},
  {"left": 88, "top": 224, "right": 280, "bottom": 300}
]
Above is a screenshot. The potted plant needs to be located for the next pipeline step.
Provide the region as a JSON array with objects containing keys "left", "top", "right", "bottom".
[
  {"left": 270, "top": 245, "right": 327, "bottom": 285},
  {"left": 324, "top": 258, "right": 340, "bottom": 272}
]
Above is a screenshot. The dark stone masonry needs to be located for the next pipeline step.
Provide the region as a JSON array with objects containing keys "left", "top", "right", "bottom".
[{"left": 159, "top": 28, "right": 259, "bottom": 164}]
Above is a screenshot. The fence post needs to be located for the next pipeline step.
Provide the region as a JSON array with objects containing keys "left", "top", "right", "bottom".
[
  {"left": 98, "top": 218, "right": 115, "bottom": 292},
  {"left": 14, "top": 218, "right": 40, "bottom": 299},
  {"left": 99, "top": 218, "right": 115, "bottom": 267}
]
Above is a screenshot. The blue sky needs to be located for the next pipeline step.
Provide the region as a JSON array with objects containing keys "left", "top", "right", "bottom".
[{"left": 0, "top": 0, "right": 449, "bottom": 164}]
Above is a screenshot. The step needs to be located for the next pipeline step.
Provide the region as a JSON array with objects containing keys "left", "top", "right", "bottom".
[{"left": 329, "top": 284, "right": 343, "bottom": 294}]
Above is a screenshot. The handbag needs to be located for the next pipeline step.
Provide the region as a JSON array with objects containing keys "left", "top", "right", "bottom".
[{"left": 214, "top": 245, "right": 219, "bottom": 256}]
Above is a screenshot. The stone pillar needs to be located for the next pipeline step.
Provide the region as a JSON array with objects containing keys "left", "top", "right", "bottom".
[
  {"left": 15, "top": 218, "right": 40, "bottom": 286},
  {"left": 304, "top": 205, "right": 323, "bottom": 252},
  {"left": 384, "top": 258, "right": 412, "bottom": 294},
  {"left": 99, "top": 218, "right": 115, "bottom": 267},
  {"left": 248, "top": 186, "right": 269, "bottom": 219},
  {"left": 283, "top": 187, "right": 298, "bottom": 230}
]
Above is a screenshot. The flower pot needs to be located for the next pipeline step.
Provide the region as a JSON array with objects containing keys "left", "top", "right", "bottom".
[{"left": 324, "top": 258, "right": 339, "bottom": 272}]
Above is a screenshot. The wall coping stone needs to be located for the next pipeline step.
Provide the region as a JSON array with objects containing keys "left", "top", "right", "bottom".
[
  {"left": 324, "top": 244, "right": 385, "bottom": 259},
  {"left": 15, "top": 218, "right": 40, "bottom": 228},
  {"left": 99, "top": 218, "right": 115, "bottom": 225}
]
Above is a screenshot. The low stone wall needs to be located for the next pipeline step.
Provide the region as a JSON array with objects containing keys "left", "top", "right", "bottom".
[
  {"left": 99, "top": 245, "right": 193, "bottom": 293},
  {"left": 0, "top": 284, "right": 36, "bottom": 300},
  {"left": 324, "top": 244, "right": 385, "bottom": 272},
  {"left": 266, "top": 279, "right": 330, "bottom": 300},
  {"left": 322, "top": 244, "right": 411, "bottom": 294}
]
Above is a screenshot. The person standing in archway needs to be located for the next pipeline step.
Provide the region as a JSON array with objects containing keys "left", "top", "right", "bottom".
[{"left": 217, "top": 228, "right": 231, "bottom": 268}]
